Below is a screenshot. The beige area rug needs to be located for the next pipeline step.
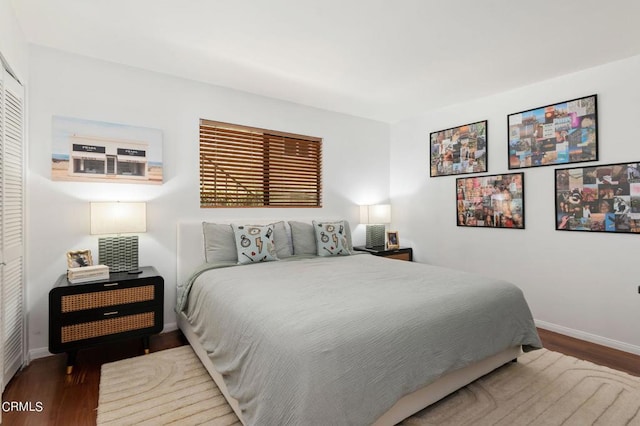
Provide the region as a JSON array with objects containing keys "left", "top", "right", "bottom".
[
  {"left": 97, "top": 345, "right": 240, "bottom": 425},
  {"left": 98, "top": 346, "right": 640, "bottom": 426}
]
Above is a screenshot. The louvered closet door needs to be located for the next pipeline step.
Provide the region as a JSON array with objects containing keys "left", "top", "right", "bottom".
[{"left": 0, "top": 67, "right": 25, "bottom": 392}]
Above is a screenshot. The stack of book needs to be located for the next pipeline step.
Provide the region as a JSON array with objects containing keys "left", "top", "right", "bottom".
[{"left": 67, "top": 265, "right": 110, "bottom": 283}]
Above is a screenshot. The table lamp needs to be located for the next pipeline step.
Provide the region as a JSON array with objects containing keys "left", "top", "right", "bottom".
[
  {"left": 90, "top": 202, "right": 146, "bottom": 273},
  {"left": 360, "top": 204, "right": 391, "bottom": 248}
]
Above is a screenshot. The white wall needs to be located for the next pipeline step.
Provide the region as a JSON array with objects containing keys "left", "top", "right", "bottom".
[
  {"left": 26, "top": 45, "right": 390, "bottom": 357},
  {"left": 0, "top": 0, "right": 28, "bottom": 81},
  {"left": 390, "top": 54, "right": 640, "bottom": 354}
]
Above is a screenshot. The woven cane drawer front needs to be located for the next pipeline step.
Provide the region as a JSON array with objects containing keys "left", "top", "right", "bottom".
[
  {"left": 61, "top": 312, "right": 155, "bottom": 343},
  {"left": 61, "top": 285, "right": 155, "bottom": 313}
]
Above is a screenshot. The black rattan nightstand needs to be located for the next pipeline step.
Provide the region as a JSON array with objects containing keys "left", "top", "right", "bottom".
[{"left": 49, "top": 266, "right": 163, "bottom": 374}]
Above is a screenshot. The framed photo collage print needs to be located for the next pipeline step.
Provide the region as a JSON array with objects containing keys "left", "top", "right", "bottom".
[
  {"left": 456, "top": 173, "right": 524, "bottom": 229},
  {"left": 436, "top": 94, "right": 637, "bottom": 234},
  {"left": 507, "top": 95, "right": 597, "bottom": 170},
  {"left": 430, "top": 120, "right": 487, "bottom": 178},
  {"left": 555, "top": 162, "right": 640, "bottom": 233}
]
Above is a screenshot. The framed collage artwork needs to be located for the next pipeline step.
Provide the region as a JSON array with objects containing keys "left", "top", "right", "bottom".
[
  {"left": 430, "top": 120, "right": 487, "bottom": 177},
  {"left": 555, "top": 162, "right": 640, "bottom": 233},
  {"left": 456, "top": 173, "right": 524, "bottom": 229},
  {"left": 507, "top": 94, "right": 597, "bottom": 169}
]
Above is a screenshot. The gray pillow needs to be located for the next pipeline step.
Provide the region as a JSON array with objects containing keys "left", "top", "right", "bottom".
[
  {"left": 288, "top": 221, "right": 317, "bottom": 255},
  {"left": 343, "top": 220, "right": 354, "bottom": 252},
  {"left": 272, "top": 221, "right": 292, "bottom": 258},
  {"left": 289, "top": 220, "right": 353, "bottom": 255},
  {"left": 202, "top": 222, "right": 237, "bottom": 262},
  {"left": 203, "top": 221, "right": 291, "bottom": 263}
]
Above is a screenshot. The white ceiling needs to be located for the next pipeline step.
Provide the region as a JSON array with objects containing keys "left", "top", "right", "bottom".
[{"left": 11, "top": 0, "right": 640, "bottom": 123}]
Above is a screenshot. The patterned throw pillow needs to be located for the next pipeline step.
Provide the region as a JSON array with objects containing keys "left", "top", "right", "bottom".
[
  {"left": 231, "top": 224, "right": 279, "bottom": 264},
  {"left": 312, "top": 220, "right": 350, "bottom": 257}
]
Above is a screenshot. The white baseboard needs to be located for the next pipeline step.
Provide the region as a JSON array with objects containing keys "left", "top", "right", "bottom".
[
  {"left": 535, "top": 319, "right": 640, "bottom": 356},
  {"left": 163, "top": 322, "right": 177, "bottom": 332},
  {"left": 28, "top": 347, "right": 52, "bottom": 362},
  {"left": 27, "top": 321, "right": 180, "bottom": 363}
]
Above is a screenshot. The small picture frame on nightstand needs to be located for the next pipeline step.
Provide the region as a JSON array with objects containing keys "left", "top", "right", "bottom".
[
  {"left": 386, "top": 231, "right": 399, "bottom": 249},
  {"left": 66, "top": 249, "right": 93, "bottom": 268}
]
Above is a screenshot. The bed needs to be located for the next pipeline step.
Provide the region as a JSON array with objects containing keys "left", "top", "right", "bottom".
[{"left": 176, "top": 220, "right": 541, "bottom": 425}]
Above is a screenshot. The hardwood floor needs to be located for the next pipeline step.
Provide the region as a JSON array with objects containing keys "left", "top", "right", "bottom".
[
  {"left": 2, "top": 331, "right": 188, "bottom": 426},
  {"left": 2, "top": 328, "right": 639, "bottom": 426},
  {"left": 536, "top": 328, "right": 640, "bottom": 377}
]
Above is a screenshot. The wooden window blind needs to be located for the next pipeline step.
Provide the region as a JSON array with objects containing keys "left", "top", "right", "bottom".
[{"left": 200, "top": 119, "right": 322, "bottom": 207}]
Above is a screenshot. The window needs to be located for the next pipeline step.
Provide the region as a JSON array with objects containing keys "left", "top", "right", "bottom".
[{"left": 200, "top": 119, "right": 322, "bottom": 208}]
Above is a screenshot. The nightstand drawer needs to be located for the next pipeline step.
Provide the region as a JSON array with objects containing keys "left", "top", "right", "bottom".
[
  {"left": 61, "top": 311, "right": 156, "bottom": 343},
  {"left": 384, "top": 252, "right": 412, "bottom": 261},
  {"left": 61, "top": 285, "right": 155, "bottom": 313}
]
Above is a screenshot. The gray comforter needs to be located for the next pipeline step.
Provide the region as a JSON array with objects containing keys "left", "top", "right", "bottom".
[{"left": 179, "top": 254, "right": 541, "bottom": 425}]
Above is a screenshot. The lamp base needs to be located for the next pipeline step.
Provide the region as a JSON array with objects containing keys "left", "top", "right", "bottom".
[
  {"left": 98, "top": 236, "right": 139, "bottom": 273},
  {"left": 365, "top": 224, "right": 386, "bottom": 249}
]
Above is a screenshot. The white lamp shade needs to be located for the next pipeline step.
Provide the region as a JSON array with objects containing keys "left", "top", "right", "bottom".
[
  {"left": 359, "top": 204, "right": 391, "bottom": 224},
  {"left": 90, "top": 202, "right": 147, "bottom": 235}
]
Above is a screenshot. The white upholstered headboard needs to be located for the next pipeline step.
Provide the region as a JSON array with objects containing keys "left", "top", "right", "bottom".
[{"left": 177, "top": 221, "right": 207, "bottom": 287}]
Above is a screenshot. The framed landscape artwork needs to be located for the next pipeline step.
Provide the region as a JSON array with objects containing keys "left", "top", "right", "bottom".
[
  {"left": 456, "top": 173, "right": 524, "bottom": 229},
  {"left": 430, "top": 120, "right": 487, "bottom": 177},
  {"left": 52, "top": 116, "right": 163, "bottom": 184},
  {"left": 555, "top": 162, "right": 640, "bottom": 233},
  {"left": 507, "top": 94, "right": 597, "bottom": 169}
]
